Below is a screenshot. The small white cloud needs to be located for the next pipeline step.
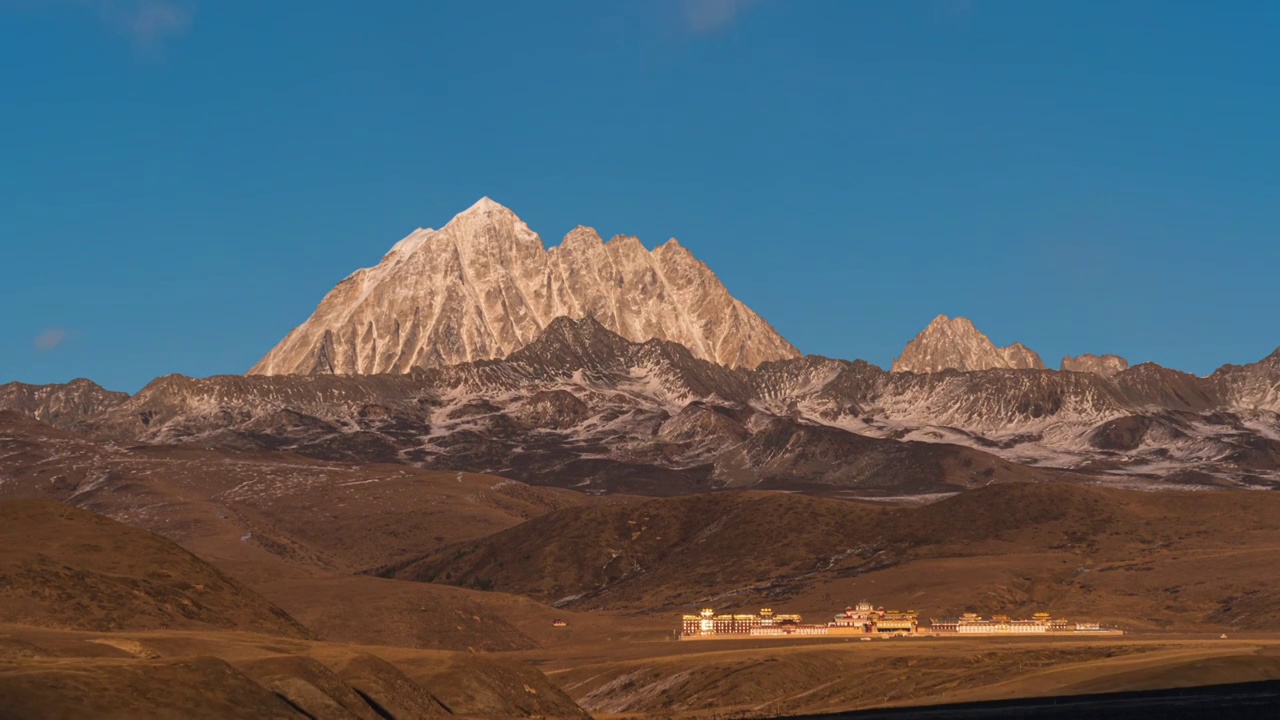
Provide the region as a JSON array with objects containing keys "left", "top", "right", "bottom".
[
  {"left": 34, "top": 328, "right": 68, "bottom": 352},
  {"left": 90, "top": 0, "right": 195, "bottom": 51},
  {"left": 681, "top": 0, "right": 756, "bottom": 35}
]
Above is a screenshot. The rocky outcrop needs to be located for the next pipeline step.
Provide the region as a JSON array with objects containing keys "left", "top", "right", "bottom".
[
  {"left": 249, "top": 198, "right": 799, "bottom": 375},
  {"left": 1213, "top": 347, "right": 1280, "bottom": 413},
  {"left": 999, "top": 343, "right": 1046, "bottom": 371},
  {"left": 891, "top": 315, "right": 1046, "bottom": 374},
  {"left": 0, "top": 378, "right": 129, "bottom": 429},
  {"left": 1062, "top": 354, "right": 1129, "bottom": 377}
]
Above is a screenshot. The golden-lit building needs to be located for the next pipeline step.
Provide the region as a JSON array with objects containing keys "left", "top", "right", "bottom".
[
  {"left": 680, "top": 607, "right": 814, "bottom": 639},
  {"left": 929, "top": 611, "right": 1116, "bottom": 635},
  {"left": 828, "top": 601, "right": 919, "bottom": 635},
  {"left": 681, "top": 608, "right": 802, "bottom": 637},
  {"left": 875, "top": 609, "right": 919, "bottom": 634},
  {"left": 830, "top": 601, "right": 879, "bottom": 632},
  {"left": 682, "top": 601, "right": 922, "bottom": 639},
  {"left": 681, "top": 602, "right": 1117, "bottom": 640}
]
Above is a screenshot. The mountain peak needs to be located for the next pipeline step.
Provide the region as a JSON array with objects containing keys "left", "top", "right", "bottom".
[
  {"left": 507, "top": 315, "right": 633, "bottom": 369},
  {"left": 463, "top": 195, "right": 505, "bottom": 213},
  {"left": 892, "top": 316, "right": 1045, "bottom": 374},
  {"left": 922, "top": 314, "right": 981, "bottom": 335},
  {"left": 656, "top": 237, "right": 688, "bottom": 253},
  {"left": 560, "top": 225, "right": 604, "bottom": 249},
  {"left": 444, "top": 196, "right": 522, "bottom": 228},
  {"left": 1062, "top": 353, "right": 1130, "bottom": 377},
  {"left": 607, "top": 234, "right": 645, "bottom": 251},
  {"left": 249, "top": 202, "right": 799, "bottom": 375}
]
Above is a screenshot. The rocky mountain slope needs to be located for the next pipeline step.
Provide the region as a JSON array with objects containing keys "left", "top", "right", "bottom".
[
  {"left": 1062, "top": 353, "right": 1130, "bottom": 377},
  {"left": 0, "top": 378, "right": 127, "bottom": 428},
  {"left": 6, "top": 318, "right": 1272, "bottom": 496},
  {"left": 69, "top": 319, "right": 1066, "bottom": 496},
  {"left": 892, "top": 315, "right": 1047, "bottom": 373},
  {"left": 249, "top": 197, "right": 798, "bottom": 375}
]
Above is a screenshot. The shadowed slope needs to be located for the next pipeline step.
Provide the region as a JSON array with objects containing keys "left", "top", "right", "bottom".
[
  {"left": 383, "top": 483, "right": 1280, "bottom": 630},
  {"left": 0, "top": 500, "right": 309, "bottom": 638}
]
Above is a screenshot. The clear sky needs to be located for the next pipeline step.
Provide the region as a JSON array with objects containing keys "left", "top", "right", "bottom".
[{"left": 3, "top": 1, "right": 1278, "bottom": 393}]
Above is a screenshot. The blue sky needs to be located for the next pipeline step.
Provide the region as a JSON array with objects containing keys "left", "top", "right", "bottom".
[{"left": 2, "top": 1, "right": 1277, "bottom": 392}]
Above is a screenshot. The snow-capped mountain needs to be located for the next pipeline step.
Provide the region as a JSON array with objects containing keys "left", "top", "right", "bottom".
[
  {"left": 249, "top": 198, "right": 799, "bottom": 375},
  {"left": 891, "top": 315, "right": 1046, "bottom": 373}
]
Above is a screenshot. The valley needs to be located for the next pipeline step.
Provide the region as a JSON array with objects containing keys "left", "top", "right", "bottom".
[
  {"left": 9, "top": 0, "right": 1279, "bottom": 713},
  {"left": 3, "top": 424, "right": 1280, "bottom": 717},
  {"left": 2, "top": 200, "right": 1278, "bottom": 718}
]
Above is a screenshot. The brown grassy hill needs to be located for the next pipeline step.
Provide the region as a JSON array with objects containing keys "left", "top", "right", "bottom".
[
  {"left": 380, "top": 492, "right": 885, "bottom": 608},
  {"left": 544, "top": 636, "right": 1280, "bottom": 719},
  {"left": 235, "top": 654, "right": 450, "bottom": 719},
  {"left": 253, "top": 574, "right": 668, "bottom": 653},
  {"left": 388, "top": 650, "right": 592, "bottom": 719},
  {"left": 257, "top": 575, "right": 545, "bottom": 652},
  {"left": 0, "top": 412, "right": 608, "bottom": 585},
  {"left": 234, "top": 655, "right": 386, "bottom": 720},
  {"left": 0, "top": 500, "right": 309, "bottom": 638},
  {"left": 776, "top": 484, "right": 1280, "bottom": 632},
  {"left": 0, "top": 623, "right": 593, "bottom": 720},
  {"left": 0, "top": 656, "right": 304, "bottom": 720},
  {"left": 383, "top": 483, "right": 1280, "bottom": 630},
  {"left": 0, "top": 413, "right": 654, "bottom": 655}
]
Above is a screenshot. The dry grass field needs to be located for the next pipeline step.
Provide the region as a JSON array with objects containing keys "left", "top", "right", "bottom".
[
  {"left": 534, "top": 633, "right": 1280, "bottom": 718},
  {"left": 4, "top": 620, "right": 1279, "bottom": 719}
]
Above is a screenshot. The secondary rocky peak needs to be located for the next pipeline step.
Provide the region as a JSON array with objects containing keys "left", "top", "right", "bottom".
[
  {"left": 250, "top": 201, "right": 799, "bottom": 376},
  {"left": 0, "top": 378, "right": 129, "bottom": 428},
  {"left": 561, "top": 225, "right": 604, "bottom": 249},
  {"left": 892, "top": 315, "right": 1045, "bottom": 374},
  {"left": 1000, "top": 342, "right": 1045, "bottom": 370},
  {"left": 528, "top": 315, "right": 616, "bottom": 347},
  {"left": 1062, "top": 354, "right": 1130, "bottom": 377},
  {"left": 607, "top": 234, "right": 645, "bottom": 251},
  {"left": 654, "top": 237, "right": 691, "bottom": 256},
  {"left": 930, "top": 313, "right": 963, "bottom": 330},
  {"left": 506, "top": 316, "right": 635, "bottom": 371}
]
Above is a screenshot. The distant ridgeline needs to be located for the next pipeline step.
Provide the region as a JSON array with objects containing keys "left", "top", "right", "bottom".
[{"left": 680, "top": 601, "right": 1120, "bottom": 640}]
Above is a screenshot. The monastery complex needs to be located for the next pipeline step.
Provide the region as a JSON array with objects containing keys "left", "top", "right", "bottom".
[{"left": 680, "top": 601, "right": 1119, "bottom": 640}]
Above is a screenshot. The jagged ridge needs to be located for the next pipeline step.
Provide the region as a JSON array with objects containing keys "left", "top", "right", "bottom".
[
  {"left": 249, "top": 198, "right": 799, "bottom": 375},
  {"left": 892, "top": 315, "right": 1046, "bottom": 374},
  {"left": 14, "top": 319, "right": 1272, "bottom": 495}
]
